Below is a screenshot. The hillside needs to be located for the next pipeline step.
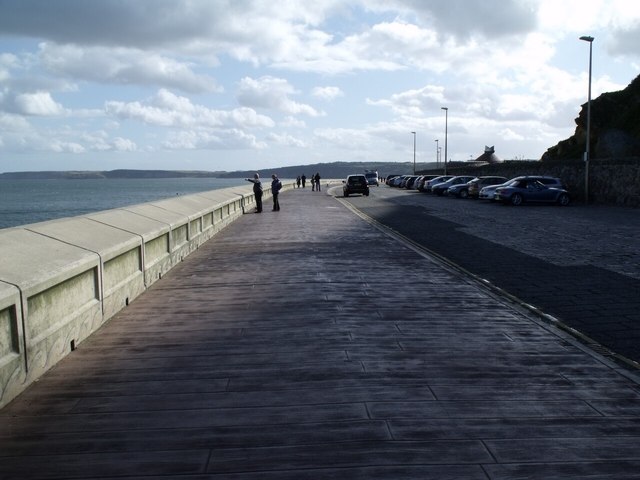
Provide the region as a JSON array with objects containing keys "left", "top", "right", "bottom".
[
  {"left": 0, "top": 169, "right": 224, "bottom": 179},
  {"left": 1, "top": 163, "right": 433, "bottom": 180},
  {"left": 543, "top": 73, "right": 640, "bottom": 161},
  {"left": 217, "top": 161, "right": 436, "bottom": 179}
]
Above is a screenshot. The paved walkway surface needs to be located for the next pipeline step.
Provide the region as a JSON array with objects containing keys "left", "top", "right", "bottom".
[{"left": 1, "top": 186, "right": 640, "bottom": 479}]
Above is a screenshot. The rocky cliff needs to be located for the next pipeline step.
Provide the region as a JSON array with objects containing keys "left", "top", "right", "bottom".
[{"left": 542, "top": 74, "right": 640, "bottom": 161}]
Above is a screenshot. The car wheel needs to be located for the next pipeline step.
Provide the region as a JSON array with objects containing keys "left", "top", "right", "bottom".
[
  {"left": 510, "top": 193, "right": 523, "bottom": 206},
  {"left": 344, "top": 191, "right": 348, "bottom": 197},
  {"left": 459, "top": 189, "right": 469, "bottom": 199},
  {"left": 557, "top": 193, "right": 570, "bottom": 206}
]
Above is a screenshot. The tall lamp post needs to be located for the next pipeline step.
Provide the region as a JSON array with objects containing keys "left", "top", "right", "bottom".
[
  {"left": 435, "top": 139, "right": 439, "bottom": 166},
  {"left": 580, "top": 35, "right": 594, "bottom": 205},
  {"left": 411, "top": 131, "right": 416, "bottom": 174},
  {"left": 441, "top": 107, "right": 448, "bottom": 175}
]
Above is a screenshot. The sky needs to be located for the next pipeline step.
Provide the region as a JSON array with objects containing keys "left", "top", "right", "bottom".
[{"left": 0, "top": 0, "right": 639, "bottom": 173}]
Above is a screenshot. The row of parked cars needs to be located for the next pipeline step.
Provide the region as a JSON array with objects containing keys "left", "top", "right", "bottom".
[{"left": 386, "top": 174, "right": 571, "bottom": 206}]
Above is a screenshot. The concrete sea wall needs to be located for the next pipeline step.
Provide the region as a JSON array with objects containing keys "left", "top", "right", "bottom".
[{"left": 0, "top": 182, "right": 289, "bottom": 409}]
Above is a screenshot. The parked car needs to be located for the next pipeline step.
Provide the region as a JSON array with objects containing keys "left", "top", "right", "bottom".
[
  {"left": 343, "top": 174, "right": 370, "bottom": 197},
  {"left": 431, "top": 176, "right": 476, "bottom": 196},
  {"left": 400, "top": 175, "right": 418, "bottom": 188},
  {"left": 391, "top": 175, "right": 409, "bottom": 187},
  {"left": 404, "top": 175, "right": 421, "bottom": 189},
  {"left": 412, "top": 175, "right": 427, "bottom": 191},
  {"left": 467, "top": 176, "right": 507, "bottom": 199},
  {"left": 387, "top": 175, "right": 402, "bottom": 187},
  {"left": 480, "top": 176, "right": 565, "bottom": 201},
  {"left": 386, "top": 174, "right": 401, "bottom": 184},
  {"left": 494, "top": 176, "right": 570, "bottom": 206},
  {"left": 423, "top": 175, "right": 453, "bottom": 193},
  {"left": 479, "top": 181, "right": 510, "bottom": 201},
  {"left": 416, "top": 175, "right": 440, "bottom": 192}
]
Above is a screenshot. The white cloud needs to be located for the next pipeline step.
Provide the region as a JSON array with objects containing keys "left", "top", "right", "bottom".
[
  {"left": 112, "top": 137, "right": 137, "bottom": 152},
  {"left": 51, "top": 140, "right": 85, "bottom": 153},
  {"left": 162, "top": 129, "right": 266, "bottom": 150},
  {"left": 367, "top": 85, "right": 445, "bottom": 119},
  {"left": 0, "top": 0, "right": 639, "bottom": 171},
  {"left": 312, "top": 86, "right": 344, "bottom": 101},
  {"left": 39, "top": 43, "right": 220, "bottom": 93},
  {"left": 280, "top": 116, "right": 306, "bottom": 128},
  {"left": 105, "top": 89, "right": 274, "bottom": 129},
  {"left": 8, "top": 91, "right": 65, "bottom": 116},
  {"left": 266, "top": 132, "right": 307, "bottom": 147},
  {"left": 237, "top": 76, "right": 323, "bottom": 116},
  {"left": 0, "top": 112, "right": 30, "bottom": 132}
]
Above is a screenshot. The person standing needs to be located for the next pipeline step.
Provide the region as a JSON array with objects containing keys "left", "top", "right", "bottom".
[
  {"left": 245, "top": 173, "right": 263, "bottom": 213},
  {"left": 301, "top": 174, "right": 306, "bottom": 188},
  {"left": 296, "top": 176, "right": 301, "bottom": 188},
  {"left": 314, "top": 172, "right": 321, "bottom": 191},
  {"left": 271, "top": 174, "right": 282, "bottom": 211}
]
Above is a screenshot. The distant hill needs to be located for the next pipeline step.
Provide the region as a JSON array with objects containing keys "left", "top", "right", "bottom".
[
  {"left": 0, "top": 169, "right": 224, "bottom": 179},
  {"left": 543, "top": 73, "right": 640, "bottom": 161},
  {"left": 1, "top": 163, "right": 434, "bottom": 180},
  {"left": 218, "top": 161, "right": 437, "bottom": 179}
]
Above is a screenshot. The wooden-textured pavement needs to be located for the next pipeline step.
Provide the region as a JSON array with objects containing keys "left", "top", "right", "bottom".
[{"left": 1, "top": 186, "right": 640, "bottom": 479}]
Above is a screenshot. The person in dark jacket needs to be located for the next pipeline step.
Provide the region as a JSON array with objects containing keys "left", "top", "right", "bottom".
[
  {"left": 271, "top": 174, "right": 282, "bottom": 211},
  {"left": 245, "top": 173, "right": 263, "bottom": 213}
]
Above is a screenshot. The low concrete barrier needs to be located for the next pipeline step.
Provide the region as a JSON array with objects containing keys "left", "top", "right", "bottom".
[{"left": 0, "top": 181, "right": 291, "bottom": 409}]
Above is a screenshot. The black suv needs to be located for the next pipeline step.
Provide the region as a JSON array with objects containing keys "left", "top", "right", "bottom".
[{"left": 343, "top": 174, "right": 370, "bottom": 197}]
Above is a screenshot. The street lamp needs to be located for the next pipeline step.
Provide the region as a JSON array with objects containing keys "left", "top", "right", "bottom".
[
  {"left": 411, "top": 131, "right": 416, "bottom": 174},
  {"left": 441, "top": 107, "right": 448, "bottom": 175},
  {"left": 580, "top": 35, "right": 594, "bottom": 205},
  {"left": 435, "top": 139, "right": 439, "bottom": 166}
]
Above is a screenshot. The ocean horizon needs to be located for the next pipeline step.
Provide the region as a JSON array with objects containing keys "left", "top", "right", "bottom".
[{"left": 0, "top": 177, "right": 247, "bottom": 230}]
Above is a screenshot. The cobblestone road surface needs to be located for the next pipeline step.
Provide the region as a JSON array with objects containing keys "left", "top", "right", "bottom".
[{"left": 344, "top": 185, "right": 640, "bottom": 366}]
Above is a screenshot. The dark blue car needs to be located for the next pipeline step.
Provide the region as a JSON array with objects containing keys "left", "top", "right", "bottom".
[{"left": 494, "top": 177, "right": 570, "bottom": 206}]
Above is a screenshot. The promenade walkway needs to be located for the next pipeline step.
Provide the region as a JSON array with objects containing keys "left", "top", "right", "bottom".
[{"left": 1, "top": 186, "right": 640, "bottom": 479}]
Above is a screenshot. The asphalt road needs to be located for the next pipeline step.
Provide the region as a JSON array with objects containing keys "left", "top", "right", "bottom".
[{"left": 338, "top": 184, "right": 640, "bottom": 367}]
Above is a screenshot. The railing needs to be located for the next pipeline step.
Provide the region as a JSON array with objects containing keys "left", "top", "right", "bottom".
[{"left": 0, "top": 182, "right": 291, "bottom": 409}]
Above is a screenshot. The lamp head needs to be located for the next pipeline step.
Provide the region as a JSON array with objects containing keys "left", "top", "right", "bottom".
[
  {"left": 580, "top": 35, "right": 594, "bottom": 42},
  {"left": 441, "top": 106, "right": 448, "bottom": 111}
]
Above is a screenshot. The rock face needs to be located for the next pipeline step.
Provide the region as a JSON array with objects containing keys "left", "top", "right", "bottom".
[{"left": 542, "top": 74, "right": 640, "bottom": 161}]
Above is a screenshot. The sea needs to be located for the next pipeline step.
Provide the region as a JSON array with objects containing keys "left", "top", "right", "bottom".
[{"left": 0, "top": 177, "right": 247, "bottom": 230}]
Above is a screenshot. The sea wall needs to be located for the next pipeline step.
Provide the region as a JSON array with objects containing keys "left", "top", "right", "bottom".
[{"left": 0, "top": 181, "right": 290, "bottom": 409}]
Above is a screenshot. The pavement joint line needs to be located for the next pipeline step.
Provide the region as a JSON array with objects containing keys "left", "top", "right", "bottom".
[{"left": 335, "top": 196, "right": 640, "bottom": 381}]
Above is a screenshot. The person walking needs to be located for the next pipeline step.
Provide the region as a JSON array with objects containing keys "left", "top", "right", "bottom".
[
  {"left": 271, "top": 174, "right": 282, "bottom": 211},
  {"left": 245, "top": 173, "right": 263, "bottom": 213},
  {"left": 296, "top": 176, "right": 301, "bottom": 188},
  {"left": 301, "top": 174, "right": 306, "bottom": 188}
]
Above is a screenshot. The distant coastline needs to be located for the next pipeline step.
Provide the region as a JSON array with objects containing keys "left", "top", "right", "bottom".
[
  {"left": 0, "top": 169, "right": 224, "bottom": 180},
  {"left": 1, "top": 162, "right": 423, "bottom": 181}
]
